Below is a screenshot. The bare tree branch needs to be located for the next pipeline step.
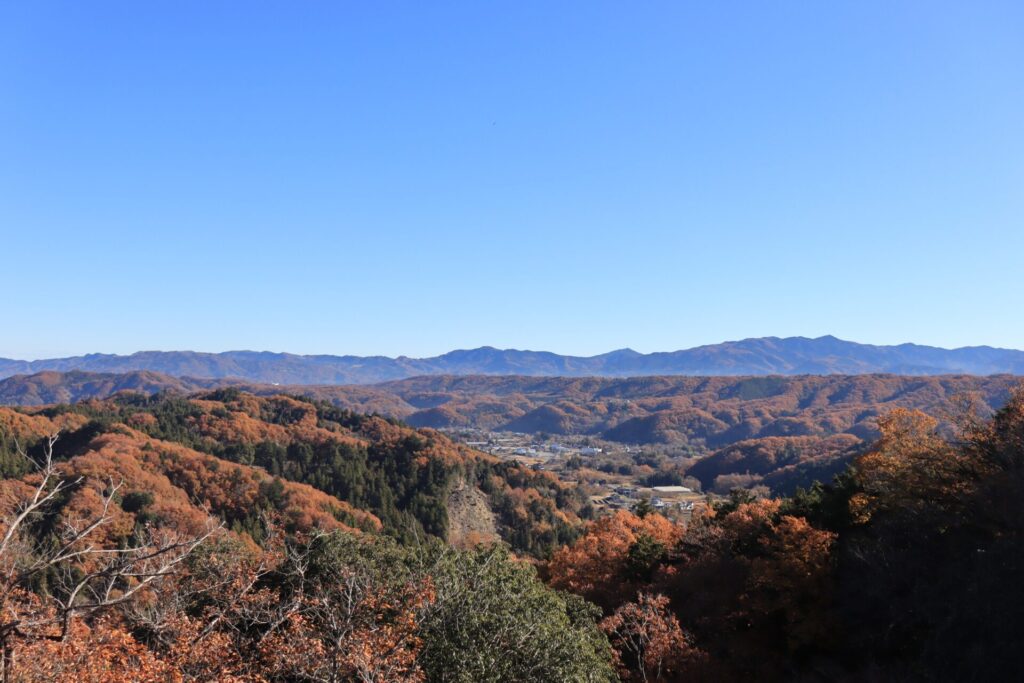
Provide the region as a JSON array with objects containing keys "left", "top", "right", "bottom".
[{"left": 0, "top": 432, "right": 217, "bottom": 681}]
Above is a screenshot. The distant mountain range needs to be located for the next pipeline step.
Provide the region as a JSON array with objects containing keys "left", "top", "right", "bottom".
[{"left": 2, "top": 336, "right": 1024, "bottom": 385}]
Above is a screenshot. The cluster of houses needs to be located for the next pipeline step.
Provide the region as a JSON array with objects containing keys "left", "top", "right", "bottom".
[
  {"left": 600, "top": 485, "right": 696, "bottom": 512},
  {"left": 509, "top": 443, "right": 603, "bottom": 457}
]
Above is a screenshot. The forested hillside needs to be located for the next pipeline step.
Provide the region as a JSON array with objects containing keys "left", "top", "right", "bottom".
[
  {"left": 0, "top": 392, "right": 587, "bottom": 556},
  {"left": 377, "top": 374, "right": 1017, "bottom": 442},
  {"left": 1, "top": 384, "right": 1021, "bottom": 680},
  {"left": 5, "top": 372, "right": 1017, "bottom": 495},
  {"left": 7, "top": 373, "right": 1014, "bottom": 447},
  {"left": 543, "top": 391, "right": 1024, "bottom": 681}
]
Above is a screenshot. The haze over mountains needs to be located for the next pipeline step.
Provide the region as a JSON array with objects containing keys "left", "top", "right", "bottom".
[{"left": 3, "top": 336, "right": 1024, "bottom": 384}]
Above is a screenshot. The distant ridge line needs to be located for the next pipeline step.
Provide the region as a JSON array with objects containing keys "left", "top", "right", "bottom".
[{"left": 2, "top": 336, "right": 1023, "bottom": 385}]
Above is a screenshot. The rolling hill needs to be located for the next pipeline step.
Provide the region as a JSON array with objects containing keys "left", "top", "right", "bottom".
[
  {"left": 0, "top": 391, "right": 588, "bottom": 556},
  {"left": 3, "top": 370, "right": 1019, "bottom": 495},
  {"left": 3, "top": 371, "right": 1016, "bottom": 447}
]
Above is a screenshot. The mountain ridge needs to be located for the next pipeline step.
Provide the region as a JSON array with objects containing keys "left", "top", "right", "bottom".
[{"left": 3, "top": 335, "right": 1024, "bottom": 384}]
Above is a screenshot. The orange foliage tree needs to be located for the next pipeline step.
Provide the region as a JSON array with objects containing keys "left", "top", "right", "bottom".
[
  {"left": 851, "top": 407, "right": 966, "bottom": 524},
  {"left": 600, "top": 592, "right": 705, "bottom": 682},
  {"left": 123, "top": 527, "right": 435, "bottom": 683},
  {"left": 665, "top": 500, "right": 837, "bottom": 677},
  {"left": 14, "top": 615, "right": 178, "bottom": 683},
  {"left": 0, "top": 435, "right": 215, "bottom": 682},
  {"left": 547, "top": 510, "right": 683, "bottom": 611}
]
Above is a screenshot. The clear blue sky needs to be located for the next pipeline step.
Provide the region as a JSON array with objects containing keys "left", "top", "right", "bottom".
[{"left": 2, "top": 2, "right": 1022, "bottom": 360}]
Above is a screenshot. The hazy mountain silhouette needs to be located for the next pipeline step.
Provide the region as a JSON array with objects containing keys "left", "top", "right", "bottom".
[{"left": 2, "top": 336, "right": 1023, "bottom": 385}]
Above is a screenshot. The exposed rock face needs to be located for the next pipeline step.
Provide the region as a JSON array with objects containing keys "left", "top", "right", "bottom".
[{"left": 446, "top": 480, "right": 498, "bottom": 548}]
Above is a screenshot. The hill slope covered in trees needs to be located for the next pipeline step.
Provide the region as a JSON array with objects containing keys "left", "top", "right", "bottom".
[
  {"left": 1, "top": 384, "right": 1021, "bottom": 680},
  {"left": 4, "top": 372, "right": 1016, "bottom": 446},
  {"left": 544, "top": 392, "right": 1024, "bottom": 681},
  {"left": 0, "top": 421, "right": 612, "bottom": 682},
  {"left": 4, "top": 372, "right": 1017, "bottom": 495},
  {"left": 0, "top": 391, "right": 588, "bottom": 556}
]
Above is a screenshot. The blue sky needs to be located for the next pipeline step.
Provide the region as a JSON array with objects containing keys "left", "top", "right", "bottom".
[{"left": 2, "top": 2, "right": 1022, "bottom": 359}]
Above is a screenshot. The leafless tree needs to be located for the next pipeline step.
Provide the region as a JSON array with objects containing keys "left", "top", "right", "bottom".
[{"left": 0, "top": 434, "right": 217, "bottom": 682}]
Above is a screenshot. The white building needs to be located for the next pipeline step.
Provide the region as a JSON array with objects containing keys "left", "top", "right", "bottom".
[{"left": 651, "top": 485, "right": 693, "bottom": 494}]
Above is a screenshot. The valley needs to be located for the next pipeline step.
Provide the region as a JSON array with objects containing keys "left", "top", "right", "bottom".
[{"left": 3, "top": 370, "right": 1016, "bottom": 497}]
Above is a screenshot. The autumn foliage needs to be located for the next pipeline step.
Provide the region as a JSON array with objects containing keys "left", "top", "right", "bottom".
[
  {"left": 542, "top": 388, "right": 1024, "bottom": 681},
  {"left": 600, "top": 593, "right": 703, "bottom": 682},
  {"left": 547, "top": 510, "right": 682, "bottom": 610},
  {"left": 546, "top": 501, "right": 835, "bottom": 681},
  {"left": 1, "top": 386, "right": 1023, "bottom": 681},
  {"left": 0, "top": 392, "right": 611, "bottom": 682}
]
